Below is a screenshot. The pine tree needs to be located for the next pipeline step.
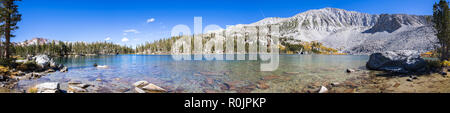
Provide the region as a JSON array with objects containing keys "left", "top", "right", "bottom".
[
  {"left": 433, "top": 0, "right": 450, "bottom": 60},
  {"left": 0, "top": 0, "right": 21, "bottom": 59}
]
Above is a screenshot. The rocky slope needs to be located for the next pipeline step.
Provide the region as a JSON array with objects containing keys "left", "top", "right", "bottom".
[{"left": 225, "top": 8, "right": 437, "bottom": 55}]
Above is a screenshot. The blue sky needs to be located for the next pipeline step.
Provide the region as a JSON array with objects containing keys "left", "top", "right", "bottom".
[{"left": 14, "top": 0, "right": 437, "bottom": 47}]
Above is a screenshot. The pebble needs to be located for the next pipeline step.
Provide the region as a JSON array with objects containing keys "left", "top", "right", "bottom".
[
  {"left": 393, "top": 83, "right": 401, "bottom": 88},
  {"left": 331, "top": 82, "right": 341, "bottom": 87},
  {"left": 406, "top": 78, "right": 413, "bottom": 82},
  {"left": 343, "top": 89, "right": 354, "bottom": 93},
  {"left": 263, "top": 75, "right": 281, "bottom": 80},
  {"left": 206, "top": 78, "right": 214, "bottom": 85},
  {"left": 410, "top": 76, "right": 418, "bottom": 79},
  {"left": 203, "top": 89, "right": 219, "bottom": 93},
  {"left": 236, "top": 87, "right": 253, "bottom": 93},
  {"left": 223, "top": 82, "right": 236, "bottom": 90},
  {"left": 346, "top": 68, "right": 355, "bottom": 73},
  {"left": 141, "top": 83, "right": 167, "bottom": 93},
  {"left": 133, "top": 81, "right": 150, "bottom": 87},
  {"left": 68, "top": 85, "right": 88, "bottom": 93},
  {"left": 343, "top": 81, "right": 358, "bottom": 88},
  {"left": 318, "top": 86, "right": 328, "bottom": 93},
  {"left": 256, "top": 81, "right": 270, "bottom": 89}
]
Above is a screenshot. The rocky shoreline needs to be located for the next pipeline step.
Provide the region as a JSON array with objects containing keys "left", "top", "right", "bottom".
[
  {"left": 302, "top": 50, "right": 450, "bottom": 93},
  {"left": 0, "top": 55, "right": 68, "bottom": 89}
]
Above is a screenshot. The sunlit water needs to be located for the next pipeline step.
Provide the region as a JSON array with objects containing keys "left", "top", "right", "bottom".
[{"left": 16, "top": 54, "right": 370, "bottom": 93}]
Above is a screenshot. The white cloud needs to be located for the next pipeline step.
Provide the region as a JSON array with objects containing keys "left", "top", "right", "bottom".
[
  {"left": 147, "top": 18, "right": 155, "bottom": 23},
  {"left": 121, "top": 37, "right": 129, "bottom": 42},
  {"left": 123, "top": 29, "right": 140, "bottom": 34},
  {"left": 105, "top": 37, "right": 111, "bottom": 41}
]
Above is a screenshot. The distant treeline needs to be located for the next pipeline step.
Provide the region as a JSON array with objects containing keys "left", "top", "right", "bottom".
[
  {"left": 135, "top": 35, "right": 344, "bottom": 55},
  {"left": 12, "top": 41, "right": 134, "bottom": 57}
]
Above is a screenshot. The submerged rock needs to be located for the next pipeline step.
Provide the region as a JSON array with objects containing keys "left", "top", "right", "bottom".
[
  {"left": 68, "top": 85, "right": 88, "bottom": 93},
  {"left": 203, "top": 89, "right": 219, "bottom": 93},
  {"left": 366, "top": 50, "right": 427, "bottom": 73},
  {"left": 222, "top": 82, "right": 238, "bottom": 90},
  {"left": 135, "top": 87, "right": 146, "bottom": 93},
  {"left": 410, "top": 75, "right": 418, "bottom": 79},
  {"left": 141, "top": 83, "right": 167, "bottom": 93},
  {"left": 96, "top": 65, "right": 109, "bottom": 69},
  {"left": 35, "top": 82, "right": 60, "bottom": 93},
  {"left": 133, "top": 80, "right": 167, "bottom": 93},
  {"left": 262, "top": 75, "right": 281, "bottom": 80},
  {"left": 68, "top": 81, "right": 91, "bottom": 89},
  {"left": 133, "top": 81, "right": 149, "bottom": 87},
  {"left": 205, "top": 78, "right": 214, "bottom": 85},
  {"left": 346, "top": 68, "right": 355, "bottom": 73},
  {"left": 331, "top": 82, "right": 341, "bottom": 87},
  {"left": 406, "top": 78, "right": 414, "bottom": 82},
  {"left": 256, "top": 81, "right": 270, "bottom": 89}
]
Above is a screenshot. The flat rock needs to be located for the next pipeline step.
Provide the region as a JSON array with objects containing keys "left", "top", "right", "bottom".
[
  {"left": 35, "top": 82, "right": 60, "bottom": 93},
  {"left": 133, "top": 81, "right": 149, "bottom": 87},
  {"left": 141, "top": 83, "right": 167, "bottom": 93},
  {"left": 135, "top": 87, "right": 146, "bottom": 93}
]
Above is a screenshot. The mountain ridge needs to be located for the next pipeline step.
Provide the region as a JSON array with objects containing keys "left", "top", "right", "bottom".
[{"left": 224, "top": 7, "right": 436, "bottom": 55}]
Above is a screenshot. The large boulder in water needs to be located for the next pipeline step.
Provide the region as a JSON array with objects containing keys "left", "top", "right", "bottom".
[
  {"left": 366, "top": 50, "right": 427, "bottom": 73},
  {"left": 33, "top": 55, "right": 53, "bottom": 69}
]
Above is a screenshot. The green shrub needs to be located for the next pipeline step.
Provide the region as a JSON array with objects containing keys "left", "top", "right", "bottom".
[{"left": 426, "top": 60, "right": 442, "bottom": 70}]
